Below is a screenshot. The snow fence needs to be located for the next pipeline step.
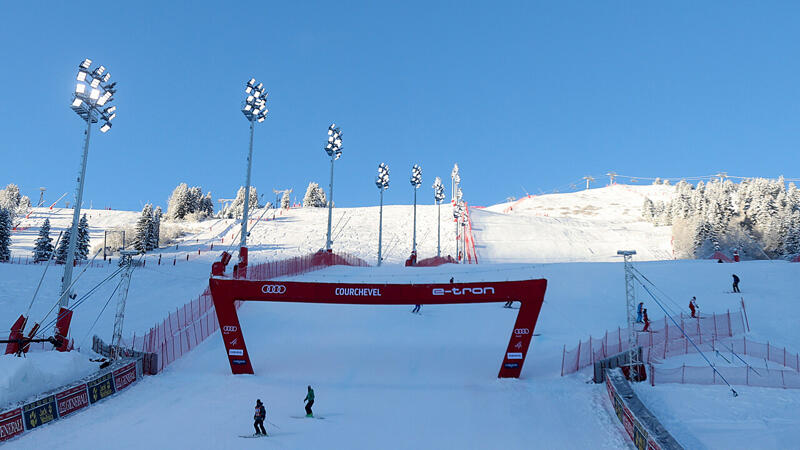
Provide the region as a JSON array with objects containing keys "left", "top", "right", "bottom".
[
  {"left": 605, "top": 368, "right": 683, "bottom": 450},
  {"left": 562, "top": 304, "right": 749, "bottom": 376},
  {"left": 0, "top": 358, "right": 143, "bottom": 443},
  {"left": 648, "top": 336, "right": 800, "bottom": 389}
]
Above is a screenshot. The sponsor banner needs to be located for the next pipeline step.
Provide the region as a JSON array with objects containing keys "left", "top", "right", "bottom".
[
  {"left": 23, "top": 395, "right": 57, "bottom": 430},
  {"left": 334, "top": 287, "right": 381, "bottom": 296},
  {"left": 113, "top": 363, "right": 138, "bottom": 392},
  {"left": 432, "top": 287, "right": 495, "bottom": 296},
  {"left": 232, "top": 359, "right": 248, "bottom": 365},
  {"left": 56, "top": 384, "right": 89, "bottom": 418},
  {"left": 261, "top": 284, "right": 287, "bottom": 294},
  {"left": 0, "top": 408, "right": 24, "bottom": 442},
  {"left": 88, "top": 372, "right": 116, "bottom": 404},
  {"left": 507, "top": 352, "right": 523, "bottom": 360},
  {"left": 228, "top": 349, "right": 244, "bottom": 356},
  {"left": 513, "top": 328, "right": 530, "bottom": 336},
  {"left": 503, "top": 363, "right": 519, "bottom": 369}
]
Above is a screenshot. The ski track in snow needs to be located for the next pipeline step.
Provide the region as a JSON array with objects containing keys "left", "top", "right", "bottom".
[{"left": 2, "top": 185, "right": 799, "bottom": 449}]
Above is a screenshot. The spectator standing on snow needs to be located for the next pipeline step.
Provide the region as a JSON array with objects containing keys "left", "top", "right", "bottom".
[
  {"left": 253, "top": 399, "right": 267, "bottom": 436},
  {"left": 636, "top": 302, "right": 644, "bottom": 323},
  {"left": 732, "top": 274, "right": 740, "bottom": 293},
  {"left": 304, "top": 385, "right": 315, "bottom": 417},
  {"left": 689, "top": 297, "right": 698, "bottom": 318},
  {"left": 641, "top": 308, "right": 650, "bottom": 332}
]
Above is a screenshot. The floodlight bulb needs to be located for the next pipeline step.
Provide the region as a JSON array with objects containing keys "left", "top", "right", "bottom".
[
  {"left": 247, "top": 95, "right": 254, "bottom": 102},
  {"left": 248, "top": 78, "right": 256, "bottom": 86},
  {"left": 71, "top": 98, "right": 83, "bottom": 107},
  {"left": 257, "top": 116, "right": 265, "bottom": 123},
  {"left": 244, "top": 104, "right": 252, "bottom": 111},
  {"left": 104, "top": 106, "right": 116, "bottom": 114},
  {"left": 103, "top": 73, "right": 111, "bottom": 82},
  {"left": 108, "top": 113, "right": 116, "bottom": 121},
  {"left": 90, "top": 78, "right": 100, "bottom": 88},
  {"left": 80, "top": 58, "right": 92, "bottom": 69},
  {"left": 75, "top": 83, "right": 86, "bottom": 94},
  {"left": 100, "top": 122, "right": 111, "bottom": 133},
  {"left": 90, "top": 89, "right": 100, "bottom": 100},
  {"left": 77, "top": 71, "right": 87, "bottom": 82},
  {"left": 246, "top": 86, "right": 253, "bottom": 94}
]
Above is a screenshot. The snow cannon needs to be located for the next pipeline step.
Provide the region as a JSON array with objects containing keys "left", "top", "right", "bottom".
[
  {"left": 4, "top": 315, "right": 26, "bottom": 355},
  {"left": 237, "top": 247, "right": 248, "bottom": 278},
  {"left": 54, "top": 307, "right": 74, "bottom": 352},
  {"left": 212, "top": 251, "right": 233, "bottom": 276}
]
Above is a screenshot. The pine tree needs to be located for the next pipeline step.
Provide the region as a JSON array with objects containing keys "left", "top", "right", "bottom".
[
  {"left": 33, "top": 218, "right": 54, "bottom": 262},
  {"left": 0, "top": 208, "right": 11, "bottom": 262},
  {"left": 303, "top": 182, "right": 327, "bottom": 207},
  {"left": 150, "top": 206, "right": 162, "bottom": 249},
  {"left": 281, "top": 191, "right": 291, "bottom": 209},
  {"left": 201, "top": 193, "right": 214, "bottom": 215},
  {"left": 133, "top": 204, "right": 154, "bottom": 253},
  {"left": 77, "top": 214, "right": 90, "bottom": 260},
  {"left": 55, "top": 227, "right": 70, "bottom": 264},
  {"left": 166, "top": 183, "right": 189, "bottom": 220},
  {"left": 221, "top": 186, "right": 259, "bottom": 218}
]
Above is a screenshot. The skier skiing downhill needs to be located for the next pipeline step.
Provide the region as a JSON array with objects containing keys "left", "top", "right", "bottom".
[
  {"left": 689, "top": 297, "right": 699, "bottom": 318},
  {"left": 641, "top": 308, "right": 650, "bottom": 332},
  {"left": 732, "top": 274, "right": 741, "bottom": 293},
  {"left": 636, "top": 302, "right": 644, "bottom": 323},
  {"left": 253, "top": 399, "right": 267, "bottom": 436},
  {"left": 304, "top": 385, "right": 315, "bottom": 417}
]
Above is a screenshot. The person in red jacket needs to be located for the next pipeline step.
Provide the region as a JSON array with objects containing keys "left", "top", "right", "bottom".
[
  {"left": 641, "top": 308, "right": 650, "bottom": 332},
  {"left": 689, "top": 297, "right": 698, "bottom": 318}
]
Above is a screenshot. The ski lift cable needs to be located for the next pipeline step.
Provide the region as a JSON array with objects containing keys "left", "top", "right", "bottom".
[
  {"left": 34, "top": 248, "right": 105, "bottom": 328},
  {"left": 78, "top": 276, "right": 125, "bottom": 350},
  {"left": 634, "top": 276, "right": 738, "bottom": 397},
  {"left": 35, "top": 265, "right": 126, "bottom": 338},
  {"left": 24, "top": 231, "right": 64, "bottom": 319},
  {"left": 332, "top": 215, "right": 352, "bottom": 242},
  {"left": 718, "top": 342, "right": 762, "bottom": 377},
  {"left": 630, "top": 266, "right": 687, "bottom": 316}
]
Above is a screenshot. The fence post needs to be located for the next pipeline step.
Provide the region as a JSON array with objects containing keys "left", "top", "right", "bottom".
[
  {"left": 589, "top": 336, "right": 593, "bottom": 365},
  {"left": 740, "top": 299, "right": 750, "bottom": 332},
  {"left": 768, "top": 342, "right": 771, "bottom": 362},
  {"left": 561, "top": 345, "right": 565, "bottom": 376},
  {"left": 575, "top": 341, "right": 582, "bottom": 372},
  {"left": 728, "top": 310, "right": 733, "bottom": 337},
  {"left": 682, "top": 364, "right": 685, "bottom": 384},
  {"left": 713, "top": 313, "right": 718, "bottom": 338}
]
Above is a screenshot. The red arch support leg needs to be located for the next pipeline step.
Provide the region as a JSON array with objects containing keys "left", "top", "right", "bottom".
[{"left": 209, "top": 278, "right": 547, "bottom": 378}]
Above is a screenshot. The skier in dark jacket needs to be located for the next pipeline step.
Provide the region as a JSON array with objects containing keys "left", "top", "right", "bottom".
[
  {"left": 253, "top": 399, "right": 267, "bottom": 436},
  {"left": 304, "top": 385, "right": 315, "bottom": 417},
  {"left": 732, "top": 274, "right": 740, "bottom": 293},
  {"left": 689, "top": 297, "right": 698, "bottom": 318},
  {"left": 636, "top": 302, "right": 644, "bottom": 323}
]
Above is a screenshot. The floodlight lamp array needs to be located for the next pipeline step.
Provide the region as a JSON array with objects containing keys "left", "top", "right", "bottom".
[
  {"left": 242, "top": 78, "right": 269, "bottom": 122},
  {"left": 325, "top": 124, "right": 343, "bottom": 159},
  {"left": 433, "top": 176, "right": 445, "bottom": 202},
  {"left": 376, "top": 163, "right": 390, "bottom": 190},
  {"left": 410, "top": 164, "right": 422, "bottom": 188},
  {"left": 71, "top": 58, "right": 116, "bottom": 132}
]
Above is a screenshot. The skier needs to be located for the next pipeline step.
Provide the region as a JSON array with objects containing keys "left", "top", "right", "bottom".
[
  {"left": 732, "top": 274, "right": 740, "bottom": 293},
  {"left": 253, "top": 399, "right": 267, "bottom": 436},
  {"left": 635, "top": 302, "right": 644, "bottom": 323},
  {"left": 412, "top": 304, "right": 421, "bottom": 313},
  {"left": 304, "top": 385, "right": 315, "bottom": 417},
  {"left": 689, "top": 297, "right": 698, "bottom": 318},
  {"left": 641, "top": 308, "right": 650, "bottom": 332}
]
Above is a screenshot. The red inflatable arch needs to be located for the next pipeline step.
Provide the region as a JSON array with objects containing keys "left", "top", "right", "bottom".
[{"left": 209, "top": 276, "right": 547, "bottom": 378}]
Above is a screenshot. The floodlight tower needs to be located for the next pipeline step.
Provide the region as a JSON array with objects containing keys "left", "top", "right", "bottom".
[
  {"left": 617, "top": 249, "right": 640, "bottom": 380},
  {"left": 453, "top": 187, "right": 464, "bottom": 262},
  {"left": 62, "top": 58, "right": 117, "bottom": 306},
  {"left": 451, "top": 164, "right": 461, "bottom": 260},
  {"left": 433, "top": 177, "right": 445, "bottom": 257},
  {"left": 410, "top": 164, "right": 422, "bottom": 256},
  {"left": 375, "top": 163, "right": 390, "bottom": 266},
  {"left": 239, "top": 78, "right": 269, "bottom": 252},
  {"left": 324, "top": 124, "right": 343, "bottom": 251}
]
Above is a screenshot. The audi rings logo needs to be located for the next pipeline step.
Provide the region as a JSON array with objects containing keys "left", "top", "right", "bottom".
[
  {"left": 261, "top": 284, "right": 287, "bottom": 294},
  {"left": 514, "top": 328, "right": 530, "bottom": 335},
  {"left": 223, "top": 326, "right": 238, "bottom": 333}
]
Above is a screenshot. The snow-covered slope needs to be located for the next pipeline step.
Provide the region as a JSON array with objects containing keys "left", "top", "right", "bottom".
[{"left": 473, "top": 184, "right": 676, "bottom": 263}]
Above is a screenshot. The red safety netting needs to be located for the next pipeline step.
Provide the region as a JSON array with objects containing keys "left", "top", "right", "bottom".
[
  {"left": 561, "top": 307, "right": 749, "bottom": 376},
  {"left": 650, "top": 364, "right": 800, "bottom": 389},
  {"left": 120, "top": 251, "right": 370, "bottom": 372},
  {"left": 415, "top": 255, "right": 458, "bottom": 267}
]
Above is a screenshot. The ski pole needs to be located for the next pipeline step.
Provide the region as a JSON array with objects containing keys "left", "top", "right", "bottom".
[{"left": 267, "top": 420, "right": 281, "bottom": 429}]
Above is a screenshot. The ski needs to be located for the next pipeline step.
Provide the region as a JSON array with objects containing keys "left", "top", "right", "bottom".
[{"left": 239, "top": 434, "right": 268, "bottom": 438}]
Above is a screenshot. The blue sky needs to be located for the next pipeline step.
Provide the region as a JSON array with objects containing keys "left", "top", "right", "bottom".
[{"left": 2, "top": 2, "right": 800, "bottom": 211}]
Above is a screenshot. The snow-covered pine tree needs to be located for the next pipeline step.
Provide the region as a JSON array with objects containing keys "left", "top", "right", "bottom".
[
  {"left": 783, "top": 211, "right": 800, "bottom": 258},
  {"left": 281, "top": 191, "right": 290, "bottom": 209},
  {"left": 33, "top": 218, "right": 54, "bottom": 262},
  {"left": 55, "top": 227, "right": 70, "bottom": 264},
  {"left": 77, "top": 214, "right": 90, "bottom": 260},
  {"left": 201, "top": 193, "right": 214, "bottom": 216},
  {"left": 303, "top": 182, "right": 328, "bottom": 207},
  {"left": 222, "top": 186, "right": 259, "bottom": 218},
  {"left": 166, "top": 183, "right": 190, "bottom": 220},
  {"left": 133, "top": 204, "right": 154, "bottom": 253},
  {"left": 0, "top": 208, "right": 11, "bottom": 262},
  {"left": 187, "top": 187, "right": 203, "bottom": 215},
  {"left": 150, "top": 206, "right": 162, "bottom": 249},
  {"left": 0, "top": 184, "right": 21, "bottom": 211}
]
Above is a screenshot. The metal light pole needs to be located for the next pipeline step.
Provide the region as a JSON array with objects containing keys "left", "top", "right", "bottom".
[
  {"left": 410, "top": 165, "right": 422, "bottom": 255},
  {"left": 62, "top": 59, "right": 117, "bottom": 305},
  {"left": 324, "top": 124, "right": 343, "bottom": 251},
  {"left": 111, "top": 250, "right": 137, "bottom": 360},
  {"left": 617, "top": 250, "right": 640, "bottom": 380},
  {"left": 433, "top": 177, "right": 445, "bottom": 257},
  {"left": 376, "top": 163, "right": 390, "bottom": 266},
  {"left": 451, "top": 164, "right": 460, "bottom": 261},
  {"left": 239, "top": 78, "right": 269, "bottom": 250}
]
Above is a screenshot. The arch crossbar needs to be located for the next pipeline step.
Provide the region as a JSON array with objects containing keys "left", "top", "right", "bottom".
[{"left": 209, "top": 277, "right": 547, "bottom": 378}]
